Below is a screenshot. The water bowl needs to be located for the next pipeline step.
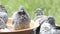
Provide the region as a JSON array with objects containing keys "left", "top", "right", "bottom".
[{"left": 0, "top": 18, "right": 39, "bottom": 34}]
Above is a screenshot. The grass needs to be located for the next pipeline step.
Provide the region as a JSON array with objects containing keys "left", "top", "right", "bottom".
[{"left": 0, "top": 0, "right": 60, "bottom": 25}]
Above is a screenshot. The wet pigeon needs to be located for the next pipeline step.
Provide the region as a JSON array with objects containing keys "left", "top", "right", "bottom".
[
  {"left": 0, "top": 5, "right": 8, "bottom": 23},
  {"left": 12, "top": 7, "right": 31, "bottom": 30},
  {"left": 40, "top": 16, "right": 60, "bottom": 34},
  {"left": 33, "top": 8, "right": 47, "bottom": 34}
]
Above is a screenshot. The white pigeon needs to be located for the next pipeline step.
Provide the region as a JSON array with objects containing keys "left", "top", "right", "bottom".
[
  {"left": 0, "top": 5, "right": 8, "bottom": 23},
  {"left": 12, "top": 7, "right": 31, "bottom": 30},
  {"left": 40, "top": 16, "right": 60, "bottom": 34}
]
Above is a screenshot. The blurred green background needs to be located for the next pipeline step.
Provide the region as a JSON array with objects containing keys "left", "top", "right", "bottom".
[{"left": 0, "top": 0, "right": 60, "bottom": 25}]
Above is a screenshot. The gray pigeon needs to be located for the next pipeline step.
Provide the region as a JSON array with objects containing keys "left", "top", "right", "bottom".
[
  {"left": 12, "top": 7, "right": 31, "bottom": 30},
  {"left": 0, "top": 5, "right": 8, "bottom": 23},
  {"left": 34, "top": 8, "right": 46, "bottom": 23},
  {"left": 0, "top": 5, "right": 11, "bottom": 32},
  {"left": 0, "top": 18, "right": 7, "bottom": 29},
  {"left": 40, "top": 16, "right": 60, "bottom": 34},
  {"left": 0, "top": 18, "right": 11, "bottom": 32},
  {"left": 0, "top": 5, "right": 8, "bottom": 29},
  {"left": 33, "top": 8, "right": 47, "bottom": 34}
]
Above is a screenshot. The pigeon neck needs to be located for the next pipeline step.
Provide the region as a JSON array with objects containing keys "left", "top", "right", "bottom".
[{"left": 36, "top": 14, "right": 43, "bottom": 16}]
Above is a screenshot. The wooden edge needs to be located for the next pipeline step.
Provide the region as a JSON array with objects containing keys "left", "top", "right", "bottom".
[{"left": 0, "top": 18, "right": 39, "bottom": 33}]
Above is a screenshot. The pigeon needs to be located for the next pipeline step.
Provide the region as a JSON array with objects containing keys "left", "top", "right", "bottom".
[
  {"left": 40, "top": 16, "right": 54, "bottom": 34},
  {"left": 0, "top": 18, "right": 11, "bottom": 32},
  {"left": 12, "top": 7, "right": 31, "bottom": 30},
  {"left": 34, "top": 8, "right": 44, "bottom": 22},
  {"left": 0, "top": 5, "right": 11, "bottom": 32},
  {"left": 33, "top": 8, "right": 47, "bottom": 34},
  {"left": 48, "top": 16, "right": 60, "bottom": 34},
  {"left": 0, "top": 18, "right": 7, "bottom": 29},
  {"left": 0, "top": 5, "right": 8, "bottom": 23},
  {"left": 40, "top": 16, "right": 60, "bottom": 34}
]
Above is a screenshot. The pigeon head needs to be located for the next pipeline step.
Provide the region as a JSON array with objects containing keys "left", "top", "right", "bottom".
[
  {"left": 0, "top": 5, "right": 4, "bottom": 9},
  {"left": 35, "top": 8, "right": 43, "bottom": 16},
  {"left": 0, "top": 5, "right": 7, "bottom": 13},
  {"left": 0, "top": 5, "right": 4, "bottom": 11},
  {"left": 48, "top": 16, "right": 55, "bottom": 26},
  {"left": 18, "top": 7, "right": 26, "bottom": 15}
]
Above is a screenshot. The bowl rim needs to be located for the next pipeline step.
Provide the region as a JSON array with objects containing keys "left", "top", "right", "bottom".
[{"left": 0, "top": 18, "right": 39, "bottom": 33}]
